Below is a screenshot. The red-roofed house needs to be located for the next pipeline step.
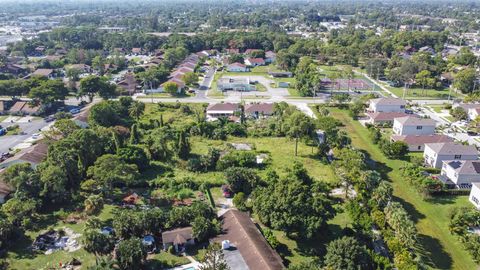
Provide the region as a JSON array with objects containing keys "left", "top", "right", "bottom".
[
  {"left": 245, "top": 58, "right": 265, "bottom": 67},
  {"left": 365, "top": 112, "right": 409, "bottom": 125}
]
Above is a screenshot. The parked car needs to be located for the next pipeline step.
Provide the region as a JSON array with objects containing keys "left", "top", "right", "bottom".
[
  {"left": 44, "top": 116, "right": 55, "bottom": 122},
  {"left": 69, "top": 108, "right": 80, "bottom": 114}
]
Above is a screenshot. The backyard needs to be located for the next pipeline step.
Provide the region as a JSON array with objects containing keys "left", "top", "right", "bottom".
[{"left": 321, "top": 107, "right": 477, "bottom": 270}]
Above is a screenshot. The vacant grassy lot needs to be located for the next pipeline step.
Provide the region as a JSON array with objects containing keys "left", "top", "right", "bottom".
[
  {"left": 323, "top": 107, "right": 476, "bottom": 270},
  {"left": 385, "top": 85, "right": 461, "bottom": 100}
]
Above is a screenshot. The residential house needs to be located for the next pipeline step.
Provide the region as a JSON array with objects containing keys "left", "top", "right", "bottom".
[
  {"left": 393, "top": 116, "right": 436, "bottom": 135},
  {"left": 206, "top": 103, "right": 240, "bottom": 120},
  {"left": 31, "top": 68, "right": 54, "bottom": 79},
  {"left": 67, "top": 64, "right": 93, "bottom": 74},
  {"left": 419, "top": 46, "right": 435, "bottom": 54},
  {"left": 213, "top": 209, "right": 285, "bottom": 270},
  {"left": 162, "top": 227, "right": 194, "bottom": 253},
  {"left": 365, "top": 112, "right": 409, "bottom": 125},
  {"left": 265, "top": 51, "right": 276, "bottom": 63},
  {"left": 440, "top": 160, "right": 480, "bottom": 189},
  {"left": 0, "top": 141, "right": 48, "bottom": 170},
  {"left": 117, "top": 72, "right": 138, "bottom": 95},
  {"left": 244, "top": 103, "right": 274, "bottom": 118},
  {"left": 149, "top": 79, "right": 185, "bottom": 94},
  {"left": 368, "top": 98, "right": 406, "bottom": 113},
  {"left": 424, "top": 142, "right": 478, "bottom": 168},
  {"left": 1, "top": 64, "right": 27, "bottom": 76},
  {"left": 469, "top": 183, "right": 480, "bottom": 209},
  {"left": 217, "top": 77, "right": 255, "bottom": 92},
  {"left": 0, "top": 101, "right": 5, "bottom": 114},
  {"left": 390, "top": 134, "right": 453, "bottom": 152},
  {"left": 245, "top": 58, "right": 265, "bottom": 67},
  {"left": 9, "top": 101, "right": 41, "bottom": 115},
  {"left": 227, "top": 63, "right": 248, "bottom": 72}
]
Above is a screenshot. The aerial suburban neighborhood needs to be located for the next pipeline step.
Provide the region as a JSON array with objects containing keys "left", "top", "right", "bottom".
[{"left": 1, "top": 0, "right": 480, "bottom": 270}]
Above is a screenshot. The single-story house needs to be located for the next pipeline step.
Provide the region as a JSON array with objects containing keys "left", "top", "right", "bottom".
[
  {"left": 368, "top": 98, "right": 406, "bottom": 113},
  {"left": 31, "top": 68, "right": 54, "bottom": 79},
  {"left": 265, "top": 51, "right": 276, "bottom": 63},
  {"left": 217, "top": 77, "right": 255, "bottom": 92},
  {"left": 365, "top": 112, "right": 409, "bottom": 125},
  {"left": 9, "top": 101, "right": 41, "bottom": 115},
  {"left": 131, "top": 48, "right": 142, "bottom": 55},
  {"left": 117, "top": 72, "right": 139, "bottom": 95},
  {"left": 244, "top": 103, "right": 274, "bottom": 118},
  {"left": 424, "top": 142, "right": 478, "bottom": 168},
  {"left": 227, "top": 63, "right": 248, "bottom": 72},
  {"left": 212, "top": 209, "right": 285, "bottom": 270},
  {"left": 390, "top": 134, "right": 453, "bottom": 152},
  {"left": 206, "top": 103, "right": 240, "bottom": 120},
  {"left": 469, "top": 183, "right": 480, "bottom": 209},
  {"left": 162, "top": 227, "right": 194, "bottom": 253},
  {"left": 67, "top": 64, "right": 93, "bottom": 74},
  {"left": 440, "top": 160, "right": 480, "bottom": 189},
  {"left": 0, "top": 141, "right": 49, "bottom": 170},
  {"left": 393, "top": 116, "right": 436, "bottom": 136},
  {"left": 157, "top": 79, "right": 185, "bottom": 94},
  {"left": 245, "top": 58, "right": 265, "bottom": 67}
]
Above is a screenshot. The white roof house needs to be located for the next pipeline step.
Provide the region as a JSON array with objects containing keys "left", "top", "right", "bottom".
[
  {"left": 206, "top": 103, "right": 240, "bottom": 121},
  {"left": 424, "top": 142, "right": 478, "bottom": 168},
  {"left": 368, "top": 98, "right": 406, "bottom": 113},
  {"left": 393, "top": 116, "right": 436, "bottom": 136},
  {"left": 470, "top": 183, "right": 480, "bottom": 209},
  {"left": 441, "top": 160, "right": 480, "bottom": 188}
]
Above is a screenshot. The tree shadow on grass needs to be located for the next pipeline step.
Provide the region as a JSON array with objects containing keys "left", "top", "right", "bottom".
[
  {"left": 392, "top": 195, "right": 426, "bottom": 223},
  {"left": 358, "top": 149, "right": 392, "bottom": 178},
  {"left": 8, "top": 233, "right": 36, "bottom": 260},
  {"left": 424, "top": 195, "right": 459, "bottom": 205},
  {"left": 417, "top": 233, "right": 453, "bottom": 269}
]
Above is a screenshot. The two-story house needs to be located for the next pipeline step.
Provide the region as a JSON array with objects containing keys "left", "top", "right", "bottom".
[
  {"left": 393, "top": 116, "right": 436, "bottom": 135},
  {"left": 390, "top": 134, "right": 452, "bottom": 152},
  {"left": 441, "top": 160, "right": 480, "bottom": 189},
  {"left": 206, "top": 103, "right": 240, "bottom": 121},
  {"left": 424, "top": 142, "right": 478, "bottom": 168},
  {"left": 368, "top": 98, "right": 406, "bottom": 113},
  {"left": 469, "top": 183, "right": 480, "bottom": 209}
]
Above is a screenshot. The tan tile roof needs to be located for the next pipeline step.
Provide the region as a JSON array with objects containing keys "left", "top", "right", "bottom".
[{"left": 162, "top": 227, "right": 193, "bottom": 245}]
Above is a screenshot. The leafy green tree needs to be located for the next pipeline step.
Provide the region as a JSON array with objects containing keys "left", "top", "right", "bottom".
[
  {"left": 87, "top": 154, "right": 139, "bottom": 191},
  {"left": 450, "top": 107, "right": 468, "bottom": 121},
  {"left": 117, "top": 146, "right": 148, "bottom": 169},
  {"left": 324, "top": 236, "right": 371, "bottom": 270},
  {"left": 232, "top": 192, "right": 247, "bottom": 211},
  {"left": 192, "top": 216, "right": 219, "bottom": 242},
  {"left": 89, "top": 101, "right": 121, "bottom": 127},
  {"left": 0, "top": 218, "right": 14, "bottom": 251},
  {"left": 224, "top": 167, "right": 260, "bottom": 195},
  {"left": 182, "top": 72, "right": 199, "bottom": 86},
  {"left": 80, "top": 75, "right": 117, "bottom": 101},
  {"left": 380, "top": 140, "right": 409, "bottom": 159},
  {"left": 283, "top": 111, "right": 315, "bottom": 156},
  {"left": 115, "top": 238, "right": 147, "bottom": 270},
  {"left": 2, "top": 163, "right": 40, "bottom": 198},
  {"left": 87, "top": 256, "right": 116, "bottom": 270},
  {"left": 84, "top": 229, "right": 115, "bottom": 256},
  {"left": 163, "top": 81, "right": 179, "bottom": 95},
  {"left": 38, "top": 164, "right": 68, "bottom": 203},
  {"left": 454, "top": 68, "right": 477, "bottom": 94},
  {"left": 199, "top": 243, "right": 230, "bottom": 270},
  {"left": 253, "top": 163, "right": 335, "bottom": 239},
  {"left": 92, "top": 56, "right": 105, "bottom": 75},
  {"left": 84, "top": 195, "right": 104, "bottom": 215},
  {"left": 2, "top": 197, "right": 38, "bottom": 227},
  {"left": 228, "top": 54, "right": 244, "bottom": 64},
  {"left": 29, "top": 79, "right": 68, "bottom": 105}
]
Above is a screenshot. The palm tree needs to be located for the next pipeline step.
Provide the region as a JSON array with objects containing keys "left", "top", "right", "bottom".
[{"left": 128, "top": 101, "right": 145, "bottom": 120}]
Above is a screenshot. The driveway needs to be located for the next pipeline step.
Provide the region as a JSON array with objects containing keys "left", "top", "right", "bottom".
[{"left": 0, "top": 117, "right": 51, "bottom": 153}]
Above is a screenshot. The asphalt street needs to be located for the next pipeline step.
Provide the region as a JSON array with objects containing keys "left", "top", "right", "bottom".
[{"left": 0, "top": 118, "right": 50, "bottom": 153}]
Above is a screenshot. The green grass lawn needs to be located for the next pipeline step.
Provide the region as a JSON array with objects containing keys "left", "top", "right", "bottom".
[
  {"left": 144, "top": 252, "right": 190, "bottom": 269},
  {"left": 324, "top": 107, "right": 477, "bottom": 270},
  {"left": 385, "top": 85, "right": 461, "bottom": 100},
  {"left": 207, "top": 72, "right": 225, "bottom": 97},
  {"left": 137, "top": 92, "right": 193, "bottom": 99},
  {"left": 254, "top": 82, "right": 267, "bottom": 92},
  {"left": 250, "top": 64, "right": 283, "bottom": 73}
]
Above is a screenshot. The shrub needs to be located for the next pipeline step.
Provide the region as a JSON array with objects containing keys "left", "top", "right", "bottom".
[
  {"left": 217, "top": 151, "right": 257, "bottom": 170},
  {"left": 232, "top": 192, "right": 247, "bottom": 211}
]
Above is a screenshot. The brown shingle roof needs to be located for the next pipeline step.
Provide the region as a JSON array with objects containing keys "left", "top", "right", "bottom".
[
  {"left": 18, "top": 141, "right": 48, "bottom": 164},
  {"left": 214, "top": 210, "right": 285, "bottom": 270},
  {"left": 32, "top": 68, "right": 53, "bottom": 77},
  {"left": 207, "top": 103, "right": 240, "bottom": 112},
  {"left": 366, "top": 112, "right": 409, "bottom": 121},
  {"left": 162, "top": 227, "right": 193, "bottom": 245},
  {"left": 9, "top": 101, "right": 26, "bottom": 112},
  {"left": 245, "top": 103, "right": 274, "bottom": 115}
]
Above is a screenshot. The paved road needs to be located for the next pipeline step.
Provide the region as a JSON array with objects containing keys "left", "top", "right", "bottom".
[
  {"left": 0, "top": 118, "right": 51, "bottom": 153},
  {"left": 196, "top": 67, "right": 216, "bottom": 99}
]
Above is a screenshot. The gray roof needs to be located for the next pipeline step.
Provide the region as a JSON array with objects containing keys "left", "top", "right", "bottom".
[
  {"left": 426, "top": 142, "right": 478, "bottom": 156},
  {"left": 371, "top": 98, "right": 406, "bottom": 106},
  {"left": 443, "top": 160, "right": 480, "bottom": 175},
  {"left": 394, "top": 116, "right": 436, "bottom": 126}
]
